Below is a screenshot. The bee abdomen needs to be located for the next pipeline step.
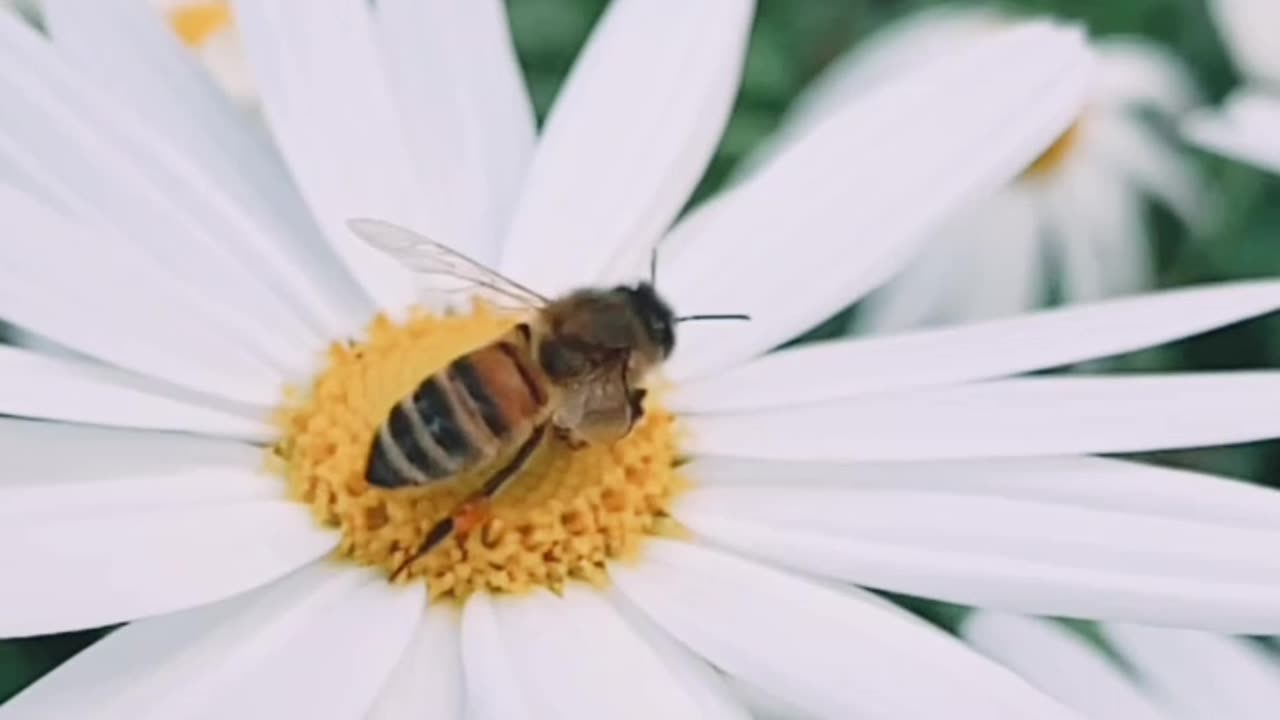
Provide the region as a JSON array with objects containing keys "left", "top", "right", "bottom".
[{"left": 365, "top": 391, "right": 463, "bottom": 488}]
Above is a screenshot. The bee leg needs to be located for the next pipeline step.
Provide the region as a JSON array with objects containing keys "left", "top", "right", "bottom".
[
  {"left": 553, "top": 424, "right": 588, "bottom": 450},
  {"left": 390, "top": 423, "right": 549, "bottom": 581},
  {"left": 628, "top": 388, "right": 647, "bottom": 421}
]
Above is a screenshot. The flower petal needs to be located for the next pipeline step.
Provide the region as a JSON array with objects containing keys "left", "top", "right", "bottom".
[
  {"left": 231, "top": 0, "right": 426, "bottom": 311},
  {"left": 685, "top": 373, "right": 1280, "bottom": 460},
  {"left": 460, "top": 593, "right": 534, "bottom": 720},
  {"left": 659, "top": 22, "right": 1091, "bottom": 380},
  {"left": 493, "top": 586, "right": 710, "bottom": 720},
  {"left": 1, "top": 497, "right": 334, "bottom": 636},
  {"left": 1086, "top": 112, "right": 1204, "bottom": 229},
  {"left": 0, "top": 12, "right": 329, "bottom": 363},
  {"left": 498, "top": 0, "right": 754, "bottom": 294},
  {"left": 614, "top": 540, "right": 1077, "bottom": 719},
  {"left": 1102, "top": 623, "right": 1280, "bottom": 718},
  {"left": 676, "top": 474, "right": 1280, "bottom": 633},
  {"left": 608, "top": 590, "right": 752, "bottom": 720},
  {"left": 0, "top": 345, "right": 272, "bottom": 441},
  {"left": 1094, "top": 39, "right": 1200, "bottom": 113},
  {"left": 962, "top": 612, "right": 1169, "bottom": 720},
  {"left": 684, "top": 454, "right": 1280, "bottom": 530},
  {"left": 0, "top": 186, "right": 286, "bottom": 406},
  {"left": 1183, "top": 91, "right": 1280, "bottom": 176},
  {"left": 40, "top": 0, "right": 365, "bottom": 336},
  {"left": 367, "top": 605, "right": 463, "bottom": 720},
  {"left": 376, "top": 0, "right": 535, "bottom": 262},
  {"left": 0, "top": 417, "right": 267, "bottom": 500},
  {"left": 1208, "top": 0, "right": 1280, "bottom": 88},
  {"left": 2, "top": 563, "right": 422, "bottom": 718},
  {"left": 673, "top": 279, "right": 1280, "bottom": 416}
]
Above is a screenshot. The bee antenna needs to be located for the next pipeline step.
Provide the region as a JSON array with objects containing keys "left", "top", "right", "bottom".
[
  {"left": 676, "top": 313, "right": 752, "bottom": 323},
  {"left": 649, "top": 245, "right": 659, "bottom": 287}
]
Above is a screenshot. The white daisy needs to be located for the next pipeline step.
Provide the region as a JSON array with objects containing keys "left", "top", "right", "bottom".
[
  {"left": 152, "top": 0, "right": 256, "bottom": 107},
  {"left": 4, "top": 1, "right": 1280, "bottom": 717},
  {"left": 750, "top": 5, "right": 1205, "bottom": 332},
  {"left": 964, "top": 612, "right": 1280, "bottom": 719},
  {"left": 1184, "top": 0, "right": 1280, "bottom": 175}
]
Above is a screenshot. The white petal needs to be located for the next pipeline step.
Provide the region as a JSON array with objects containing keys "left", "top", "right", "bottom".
[
  {"left": 40, "top": 0, "right": 365, "bottom": 336},
  {"left": 1183, "top": 91, "right": 1280, "bottom": 176},
  {"left": 460, "top": 593, "right": 533, "bottom": 720},
  {"left": 672, "top": 283, "right": 1280, "bottom": 411},
  {"left": 494, "top": 587, "right": 709, "bottom": 720},
  {"left": 608, "top": 591, "right": 752, "bottom": 720},
  {"left": 0, "top": 345, "right": 272, "bottom": 442},
  {"left": 660, "top": 23, "right": 1092, "bottom": 381},
  {"left": 376, "top": 0, "right": 535, "bottom": 262},
  {"left": 231, "top": 0, "right": 426, "bottom": 311},
  {"left": 0, "top": 186, "right": 286, "bottom": 406},
  {"left": 613, "top": 540, "right": 1077, "bottom": 719},
  {"left": 962, "top": 612, "right": 1169, "bottom": 720},
  {"left": 368, "top": 605, "right": 463, "bottom": 720},
  {"left": 685, "top": 373, "right": 1280, "bottom": 461},
  {"left": 1103, "top": 623, "right": 1280, "bottom": 719},
  {"left": 684, "top": 454, "right": 1280, "bottom": 531},
  {"left": 2, "top": 563, "right": 422, "bottom": 718},
  {"left": 1086, "top": 111, "right": 1205, "bottom": 229},
  {"left": 1208, "top": 0, "right": 1280, "bottom": 87},
  {"left": 1095, "top": 39, "right": 1200, "bottom": 113},
  {"left": 1, "top": 496, "right": 334, "bottom": 637},
  {"left": 676, "top": 479, "right": 1280, "bottom": 633},
  {"left": 498, "top": 0, "right": 754, "bottom": 295},
  {"left": 0, "top": 417, "right": 269, "bottom": 506},
  {"left": 0, "top": 13, "right": 330, "bottom": 363}
]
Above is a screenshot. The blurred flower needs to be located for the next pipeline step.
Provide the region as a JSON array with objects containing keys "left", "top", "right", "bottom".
[
  {"left": 752, "top": 6, "right": 1204, "bottom": 332},
  {"left": 4, "top": 1, "right": 1280, "bottom": 718},
  {"left": 965, "top": 612, "right": 1280, "bottom": 719},
  {"left": 152, "top": 0, "right": 255, "bottom": 106},
  {"left": 1183, "top": 0, "right": 1280, "bottom": 175}
]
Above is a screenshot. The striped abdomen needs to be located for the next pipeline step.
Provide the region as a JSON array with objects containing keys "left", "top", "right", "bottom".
[{"left": 365, "top": 325, "right": 551, "bottom": 488}]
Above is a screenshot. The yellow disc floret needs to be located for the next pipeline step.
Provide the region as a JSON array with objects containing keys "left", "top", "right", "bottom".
[
  {"left": 1023, "top": 119, "right": 1086, "bottom": 180},
  {"left": 271, "top": 302, "right": 685, "bottom": 601},
  {"left": 168, "top": 1, "right": 233, "bottom": 48}
]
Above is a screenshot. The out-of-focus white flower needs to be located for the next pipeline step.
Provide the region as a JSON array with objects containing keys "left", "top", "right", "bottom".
[
  {"left": 151, "top": 0, "right": 255, "bottom": 106},
  {"left": 965, "top": 612, "right": 1280, "bottom": 719},
  {"left": 1184, "top": 0, "right": 1280, "bottom": 175},
  {"left": 752, "top": 6, "right": 1205, "bottom": 332}
]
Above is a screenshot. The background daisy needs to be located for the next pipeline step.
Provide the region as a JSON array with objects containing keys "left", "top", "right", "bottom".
[
  {"left": 964, "top": 612, "right": 1280, "bottom": 719},
  {"left": 1183, "top": 0, "right": 1280, "bottom": 175},
  {"left": 746, "top": 5, "right": 1205, "bottom": 331}
]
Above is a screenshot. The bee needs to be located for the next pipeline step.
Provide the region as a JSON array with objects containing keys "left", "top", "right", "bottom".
[{"left": 346, "top": 219, "right": 748, "bottom": 578}]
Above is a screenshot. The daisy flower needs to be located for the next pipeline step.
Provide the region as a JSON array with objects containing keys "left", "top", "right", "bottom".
[
  {"left": 964, "top": 612, "right": 1280, "bottom": 719},
  {"left": 4, "top": 1, "right": 1280, "bottom": 717},
  {"left": 152, "top": 0, "right": 255, "bottom": 107},
  {"left": 749, "top": 6, "right": 1205, "bottom": 332},
  {"left": 1183, "top": 0, "right": 1280, "bottom": 175}
]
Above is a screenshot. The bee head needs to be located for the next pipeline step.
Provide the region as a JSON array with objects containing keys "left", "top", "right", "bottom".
[{"left": 622, "top": 282, "right": 676, "bottom": 359}]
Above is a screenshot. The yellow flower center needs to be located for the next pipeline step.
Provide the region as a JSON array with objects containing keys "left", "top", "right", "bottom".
[
  {"left": 168, "top": 1, "right": 232, "bottom": 48},
  {"left": 271, "top": 303, "right": 685, "bottom": 601},
  {"left": 1022, "top": 119, "right": 1085, "bottom": 181}
]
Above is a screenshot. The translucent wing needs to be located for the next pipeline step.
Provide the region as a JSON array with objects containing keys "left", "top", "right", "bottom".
[{"left": 346, "top": 218, "right": 549, "bottom": 309}]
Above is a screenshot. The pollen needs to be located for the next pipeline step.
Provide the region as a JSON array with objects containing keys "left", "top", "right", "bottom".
[
  {"left": 1022, "top": 118, "right": 1085, "bottom": 180},
  {"left": 168, "top": 1, "right": 232, "bottom": 48},
  {"left": 270, "top": 302, "right": 685, "bottom": 601}
]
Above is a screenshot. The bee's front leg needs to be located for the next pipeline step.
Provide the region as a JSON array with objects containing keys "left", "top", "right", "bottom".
[{"left": 553, "top": 424, "right": 589, "bottom": 450}]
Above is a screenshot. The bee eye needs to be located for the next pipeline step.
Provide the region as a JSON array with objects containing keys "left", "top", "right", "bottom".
[{"left": 539, "top": 340, "right": 587, "bottom": 380}]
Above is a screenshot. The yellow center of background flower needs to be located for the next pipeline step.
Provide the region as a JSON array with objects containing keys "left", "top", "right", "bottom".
[
  {"left": 271, "top": 303, "right": 685, "bottom": 601},
  {"left": 1022, "top": 119, "right": 1085, "bottom": 180},
  {"left": 168, "top": 1, "right": 232, "bottom": 48}
]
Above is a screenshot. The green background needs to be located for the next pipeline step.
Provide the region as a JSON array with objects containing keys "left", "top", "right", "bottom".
[{"left": 4, "top": 0, "right": 1279, "bottom": 702}]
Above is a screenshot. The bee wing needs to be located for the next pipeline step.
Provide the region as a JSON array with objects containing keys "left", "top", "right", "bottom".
[{"left": 346, "top": 218, "right": 549, "bottom": 309}]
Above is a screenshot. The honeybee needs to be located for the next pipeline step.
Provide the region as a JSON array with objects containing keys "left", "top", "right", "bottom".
[{"left": 346, "top": 219, "right": 747, "bottom": 578}]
